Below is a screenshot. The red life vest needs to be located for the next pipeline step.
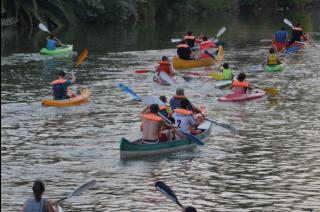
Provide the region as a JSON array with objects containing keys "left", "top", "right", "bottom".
[
  {"left": 157, "top": 61, "right": 171, "bottom": 75},
  {"left": 176, "top": 44, "right": 189, "bottom": 49},
  {"left": 200, "top": 41, "right": 216, "bottom": 58},
  {"left": 292, "top": 27, "right": 303, "bottom": 31},
  {"left": 51, "top": 79, "right": 67, "bottom": 85},
  {"left": 173, "top": 108, "right": 193, "bottom": 115},
  {"left": 184, "top": 35, "right": 195, "bottom": 40},
  {"left": 232, "top": 80, "right": 249, "bottom": 88}
]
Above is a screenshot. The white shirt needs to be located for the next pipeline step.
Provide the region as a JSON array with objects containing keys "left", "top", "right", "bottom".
[{"left": 173, "top": 113, "right": 196, "bottom": 137}]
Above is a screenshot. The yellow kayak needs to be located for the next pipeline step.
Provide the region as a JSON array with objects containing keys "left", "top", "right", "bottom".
[
  {"left": 42, "top": 87, "right": 90, "bottom": 107},
  {"left": 173, "top": 46, "right": 224, "bottom": 70}
]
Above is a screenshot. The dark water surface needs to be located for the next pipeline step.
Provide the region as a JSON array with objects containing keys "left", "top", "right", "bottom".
[{"left": 2, "top": 10, "right": 320, "bottom": 211}]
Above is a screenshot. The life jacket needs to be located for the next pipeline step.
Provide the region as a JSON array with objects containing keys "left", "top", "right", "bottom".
[
  {"left": 46, "top": 39, "right": 56, "bottom": 50},
  {"left": 51, "top": 79, "right": 70, "bottom": 100},
  {"left": 222, "top": 68, "right": 233, "bottom": 80},
  {"left": 292, "top": 27, "right": 303, "bottom": 31},
  {"left": 157, "top": 61, "right": 171, "bottom": 75},
  {"left": 159, "top": 105, "right": 173, "bottom": 117},
  {"left": 232, "top": 80, "right": 249, "bottom": 88},
  {"left": 184, "top": 35, "right": 196, "bottom": 47},
  {"left": 176, "top": 44, "right": 189, "bottom": 49},
  {"left": 200, "top": 41, "right": 215, "bottom": 58},
  {"left": 173, "top": 108, "right": 193, "bottom": 115},
  {"left": 274, "top": 30, "right": 288, "bottom": 43},
  {"left": 268, "top": 54, "right": 278, "bottom": 65}
]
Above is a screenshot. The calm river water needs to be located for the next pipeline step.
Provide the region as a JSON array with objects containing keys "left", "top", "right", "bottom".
[{"left": 1, "top": 10, "right": 320, "bottom": 211}]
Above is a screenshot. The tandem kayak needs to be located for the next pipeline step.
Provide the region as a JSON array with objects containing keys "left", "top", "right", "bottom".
[
  {"left": 218, "top": 89, "right": 265, "bottom": 102},
  {"left": 120, "top": 121, "right": 212, "bottom": 159},
  {"left": 42, "top": 87, "right": 90, "bottom": 107},
  {"left": 264, "top": 63, "right": 285, "bottom": 73},
  {"left": 173, "top": 46, "right": 224, "bottom": 70},
  {"left": 39, "top": 45, "right": 73, "bottom": 56}
]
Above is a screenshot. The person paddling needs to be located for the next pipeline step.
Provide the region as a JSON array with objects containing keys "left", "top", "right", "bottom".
[
  {"left": 199, "top": 36, "right": 216, "bottom": 58},
  {"left": 232, "top": 72, "right": 252, "bottom": 94},
  {"left": 51, "top": 71, "right": 76, "bottom": 100},
  {"left": 221, "top": 63, "right": 233, "bottom": 80},
  {"left": 288, "top": 23, "right": 306, "bottom": 45},
  {"left": 272, "top": 27, "right": 288, "bottom": 52},
  {"left": 46, "top": 34, "right": 63, "bottom": 50},
  {"left": 155, "top": 56, "right": 176, "bottom": 84},
  {"left": 183, "top": 31, "right": 197, "bottom": 48},
  {"left": 22, "top": 179, "right": 57, "bottom": 212},
  {"left": 169, "top": 88, "right": 201, "bottom": 113},
  {"left": 266, "top": 48, "right": 281, "bottom": 65},
  {"left": 140, "top": 104, "right": 184, "bottom": 144},
  {"left": 177, "top": 40, "right": 193, "bottom": 60},
  {"left": 159, "top": 96, "right": 173, "bottom": 119}
]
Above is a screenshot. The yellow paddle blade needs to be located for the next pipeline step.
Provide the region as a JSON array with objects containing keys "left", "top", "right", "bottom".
[
  {"left": 209, "top": 71, "right": 223, "bottom": 80},
  {"left": 75, "top": 48, "right": 88, "bottom": 68},
  {"left": 263, "top": 87, "right": 279, "bottom": 96}
]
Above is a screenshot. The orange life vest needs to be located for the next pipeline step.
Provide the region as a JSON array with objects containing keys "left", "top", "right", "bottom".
[
  {"left": 292, "top": 27, "right": 303, "bottom": 31},
  {"left": 141, "top": 113, "right": 162, "bottom": 136},
  {"left": 173, "top": 108, "right": 193, "bottom": 115},
  {"left": 51, "top": 79, "right": 67, "bottom": 85},
  {"left": 184, "top": 35, "right": 195, "bottom": 40},
  {"left": 157, "top": 61, "right": 171, "bottom": 75},
  {"left": 172, "top": 95, "right": 187, "bottom": 99},
  {"left": 232, "top": 80, "right": 249, "bottom": 88},
  {"left": 176, "top": 44, "right": 189, "bottom": 48}
]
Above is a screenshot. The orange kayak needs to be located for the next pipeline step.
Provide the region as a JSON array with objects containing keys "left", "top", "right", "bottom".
[{"left": 42, "top": 87, "right": 90, "bottom": 107}]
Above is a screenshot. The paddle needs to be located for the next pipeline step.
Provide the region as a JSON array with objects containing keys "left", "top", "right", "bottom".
[
  {"left": 155, "top": 181, "right": 183, "bottom": 208},
  {"left": 57, "top": 179, "right": 96, "bottom": 203},
  {"left": 38, "top": 23, "right": 65, "bottom": 47},
  {"left": 284, "top": 18, "right": 294, "bottom": 28},
  {"left": 158, "top": 112, "right": 204, "bottom": 146},
  {"left": 135, "top": 69, "right": 192, "bottom": 82},
  {"left": 117, "top": 83, "right": 142, "bottom": 101},
  {"left": 208, "top": 71, "right": 223, "bottom": 80},
  {"left": 253, "top": 86, "right": 279, "bottom": 96},
  {"left": 75, "top": 48, "right": 88, "bottom": 68},
  {"left": 212, "top": 26, "right": 226, "bottom": 43},
  {"left": 204, "top": 50, "right": 217, "bottom": 61},
  {"left": 204, "top": 117, "right": 238, "bottom": 134}
]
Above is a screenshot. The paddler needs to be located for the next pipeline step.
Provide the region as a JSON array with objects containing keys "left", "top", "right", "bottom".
[
  {"left": 155, "top": 56, "right": 176, "bottom": 84},
  {"left": 184, "top": 31, "right": 197, "bottom": 48},
  {"left": 221, "top": 63, "right": 233, "bottom": 80},
  {"left": 177, "top": 40, "right": 193, "bottom": 60},
  {"left": 140, "top": 104, "right": 184, "bottom": 144},
  {"left": 22, "top": 179, "right": 57, "bottom": 212},
  {"left": 51, "top": 71, "right": 76, "bottom": 100},
  {"left": 46, "top": 34, "right": 63, "bottom": 50},
  {"left": 169, "top": 88, "right": 201, "bottom": 113},
  {"left": 266, "top": 48, "right": 281, "bottom": 65},
  {"left": 288, "top": 23, "right": 306, "bottom": 45},
  {"left": 159, "top": 96, "right": 173, "bottom": 119},
  {"left": 232, "top": 72, "right": 253, "bottom": 94},
  {"left": 172, "top": 99, "right": 202, "bottom": 139},
  {"left": 273, "top": 27, "right": 288, "bottom": 51},
  {"left": 199, "top": 36, "right": 216, "bottom": 58}
]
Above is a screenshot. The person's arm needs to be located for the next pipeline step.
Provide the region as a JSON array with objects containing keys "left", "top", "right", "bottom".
[
  {"left": 69, "top": 72, "right": 76, "bottom": 84},
  {"left": 189, "top": 100, "right": 201, "bottom": 114},
  {"left": 22, "top": 201, "right": 26, "bottom": 212},
  {"left": 140, "top": 106, "right": 150, "bottom": 115},
  {"left": 54, "top": 37, "right": 64, "bottom": 47},
  {"left": 45, "top": 200, "right": 56, "bottom": 212}
]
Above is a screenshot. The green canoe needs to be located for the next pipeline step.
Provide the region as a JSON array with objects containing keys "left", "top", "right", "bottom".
[
  {"left": 264, "top": 63, "right": 284, "bottom": 73},
  {"left": 39, "top": 45, "right": 73, "bottom": 56},
  {"left": 120, "top": 121, "right": 213, "bottom": 159}
]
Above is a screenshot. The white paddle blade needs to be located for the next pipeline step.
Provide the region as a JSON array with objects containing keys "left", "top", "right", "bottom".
[
  {"left": 216, "top": 26, "right": 226, "bottom": 38},
  {"left": 159, "top": 72, "right": 174, "bottom": 85},
  {"left": 171, "top": 38, "right": 182, "bottom": 43},
  {"left": 284, "top": 18, "right": 293, "bottom": 28},
  {"left": 39, "top": 23, "right": 51, "bottom": 33},
  {"left": 68, "top": 179, "right": 96, "bottom": 198},
  {"left": 142, "top": 96, "right": 165, "bottom": 106}
]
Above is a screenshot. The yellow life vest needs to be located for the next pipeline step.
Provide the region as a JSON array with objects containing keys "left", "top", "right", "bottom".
[{"left": 268, "top": 54, "right": 278, "bottom": 65}]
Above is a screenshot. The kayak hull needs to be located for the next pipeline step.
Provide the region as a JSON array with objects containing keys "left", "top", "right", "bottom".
[
  {"left": 39, "top": 45, "right": 73, "bottom": 56},
  {"left": 264, "top": 63, "right": 285, "bottom": 73},
  {"left": 42, "top": 87, "right": 90, "bottom": 107},
  {"left": 173, "top": 46, "right": 224, "bottom": 70},
  {"left": 153, "top": 74, "right": 172, "bottom": 85},
  {"left": 218, "top": 89, "right": 265, "bottom": 102},
  {"left": 120, "top": 121, "right": 212, "bottom": 159}
]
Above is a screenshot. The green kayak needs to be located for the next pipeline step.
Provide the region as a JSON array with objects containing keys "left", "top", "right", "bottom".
[
  {"left": 264, "top": 63, "right": 284, "bottom": 73},
  {"left": 39, "top": 45, "right": 73, "bottom": 56},
  {"left": 120, "top": 121, "right": 213, "bottom": 159}
]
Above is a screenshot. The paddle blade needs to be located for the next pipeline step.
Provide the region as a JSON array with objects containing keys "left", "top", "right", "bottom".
[
  {"left": 209, "top": 71, "right": 223, "bottom": 80},
  {"left": 68, "top": 179, "right": 96, "bottom": 198},
  {"left": 135, "top": 70, "right": 150, "bottom": 74},
  {"left": 204, "top": 50, "right": 217, "bottom": 60},
  {"left": 39, "top": 23, "right": 51, "bottom": 33},
  {"left": 182, "top": 76, "right": 192, "bottom": 82},
  {"left": 284, "top": 18, "right": 293, "bottom": 28},
  {"left": 142, "top": 95, "right": 165, "bottom": 106},
  {"left": 171, "top": 38, "right": 182, "bottom": 43},
  {"left": 263, "top": 87, "right": 279, "bottom": 96},
  {"left": 155, "top": 181, "right": 183, "bottom": 208},
  {"left": 117, "top": 83, "right": 141, "bottom": 101},
  {"left": 183, "top": 132, "right": 204, "bottom": 145},
  {"left": 75, "top": 48, "right": 88, "bottom": 68},
  {"left": 159, "top": 72, "right": 174, "bottom": 85},
  {"left": 216, "top": 26, "right": 226, "bottom": 38}
]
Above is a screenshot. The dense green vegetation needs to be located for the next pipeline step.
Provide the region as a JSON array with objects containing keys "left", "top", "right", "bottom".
[{"left": 1, "top": 0, "right": 317, "bottom": 28}]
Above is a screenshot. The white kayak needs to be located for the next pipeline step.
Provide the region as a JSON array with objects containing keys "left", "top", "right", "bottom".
[{"left": 214, "top": 80, "right": 232, "bottom": 89}]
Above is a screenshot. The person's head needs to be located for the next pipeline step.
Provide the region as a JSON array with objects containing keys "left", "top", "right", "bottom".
[
  {"left": 237, "top": 72, "right": 246, "bottom": 82},
  {"left": 187, "top": 31, "right": 193, "bottom": 36},
  {"left": 223, "top": 63, "right": 229, "bottom": 69},
  {"left": 58, "top": 71, "right": 66, "bottom": 78},
  {"left": 281, "top": 27, "right": 286, "bottom": 31},
  {"left": 159, "top": 96, "right": 167, "bottom": 103},
  {"left": 183, "top": 206, "right": 197, "bottom": 212},
  {"left": 269, "top": 47, "right": 275, "bottom": 54},
  {"left": 32, "top": 179, "right": 45, "bottom": 201},
  {"left": 181, "top": 39, "right": 187, "bottom": 44},
  {"left": 161, "top": 56, "right": 169, "bottom": 61},
  {"left": 150, "top": 104, "right": 159, "bottom": 114},
  {"left": 180, "top": 98, "right": 190, "bottom": 109},
  {"left": 176, "top": 88, "right": 185, "bottom": 96},
  {"left": 202, "top": 36, "right": 208, "bottom": 41},
  {"left": 295, "top": 23, "right": 301, "bottom": 27}
]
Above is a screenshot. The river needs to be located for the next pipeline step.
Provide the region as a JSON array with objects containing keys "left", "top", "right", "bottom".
[{"left": 1, "top": 9, "right": 320, "bottom": 211}]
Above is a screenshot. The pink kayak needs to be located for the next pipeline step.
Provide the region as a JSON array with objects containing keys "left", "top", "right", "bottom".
[{"left": 218, "top": 89, "right": 265, "bottom": 102}]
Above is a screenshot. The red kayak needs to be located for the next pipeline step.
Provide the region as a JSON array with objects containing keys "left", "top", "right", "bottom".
[{"left": 218, "top": 89, "right": 265, "bottom": 102}]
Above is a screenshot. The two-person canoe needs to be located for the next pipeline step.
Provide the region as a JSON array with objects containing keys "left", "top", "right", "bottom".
[
  {"left": 264, "top": 63, "right": 285, "bottom": 73},
  {"left": 39, "top": 45, "right": 73, "bottom": 56},
  {"left": 218, "top": 89, "right": 265, "bottom": 102},
  {"left": 173, "top": 46, "right": 224, "bottom": 70},
  {"left": 120, "top": 121, "right": 213, "bottom": 159},
  {"left": 42, "top": 87, "right": 90, "bottom": 107}
]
